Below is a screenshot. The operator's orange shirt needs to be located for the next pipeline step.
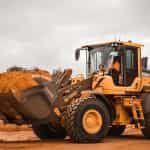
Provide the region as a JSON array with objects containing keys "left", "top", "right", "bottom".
[{"left": 110, "top": 61, "right": 120, "bottom": 72}]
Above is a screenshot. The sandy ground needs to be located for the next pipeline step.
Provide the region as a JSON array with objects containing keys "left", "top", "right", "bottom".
[{"left": 0, "top": 126, "right": 149, "bottom": 150}]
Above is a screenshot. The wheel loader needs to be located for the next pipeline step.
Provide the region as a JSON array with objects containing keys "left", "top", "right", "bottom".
[
  {"left": 0, "top": 41, "right": 150, "bottom": 143},
  {"left": 17, "top": 40, "right": 149, "bottom": 143}
]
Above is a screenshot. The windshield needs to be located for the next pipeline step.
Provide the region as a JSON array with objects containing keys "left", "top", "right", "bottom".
[{"left": 90, "top": 46, "right": 119, "bottom": 73}]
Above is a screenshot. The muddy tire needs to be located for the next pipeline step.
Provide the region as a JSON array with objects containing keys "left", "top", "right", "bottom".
[
  {"left": 108, "top": 125, "right": 125, "bottom": 136},
  {"left": 64, "top": 98, "right": 111, "bottom": 143},
  {"left": 32, "top": 124, "right": 66, "bottom": 139},
  {"left": 142, "top": 113, "right": 150, "bottom": 139}
]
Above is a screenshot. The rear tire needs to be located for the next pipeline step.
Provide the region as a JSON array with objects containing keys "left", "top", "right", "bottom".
[
  {"left": 64, "top": 98, "right": 111, "bottom": 143},
  {"left": 109, "top": 125, "right": 125, "bottom": 136},
  {"left": 32, "top": 124, "right": 66, "bottom": 139},
  {"left": 142, "top": 113, "right": 150, "bottom": 139}
]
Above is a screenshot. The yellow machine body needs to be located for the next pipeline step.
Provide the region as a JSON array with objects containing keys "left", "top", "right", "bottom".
[{"left": 77, "top": 41, "right": 150, "bottom": 126}]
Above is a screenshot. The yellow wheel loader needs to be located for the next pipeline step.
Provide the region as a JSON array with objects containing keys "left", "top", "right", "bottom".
[
  {"left": 0, "top": 41, "right": 150, "bottom": 143},
  {"left": 26, "top": 40, "right": 150, "bottom": 143},
  {"left": 67, "top": 40, "right": 150, "bottom": 142}
]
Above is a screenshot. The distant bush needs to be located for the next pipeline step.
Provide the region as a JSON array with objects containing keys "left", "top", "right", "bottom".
[{"left": 7, "top": 66, "right": 27, "bottom": 72}]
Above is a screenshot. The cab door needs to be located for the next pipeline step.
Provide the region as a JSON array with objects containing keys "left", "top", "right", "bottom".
[{"left": 122, "top": 47, "right": 138, "bottom": 86}]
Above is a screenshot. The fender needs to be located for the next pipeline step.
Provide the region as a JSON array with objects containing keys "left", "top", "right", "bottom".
[{"left": 93, "top": 93, "right": 115, "bottom": 121}]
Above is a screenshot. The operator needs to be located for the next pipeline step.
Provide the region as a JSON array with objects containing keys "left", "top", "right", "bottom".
[{"left": 108, "top": 56, "right": 121, "bottom": 85}]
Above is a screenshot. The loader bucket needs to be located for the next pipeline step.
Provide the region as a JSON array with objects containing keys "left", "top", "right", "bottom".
[{"left": 17, "top": 85, "right": 55, "bottom": 123}]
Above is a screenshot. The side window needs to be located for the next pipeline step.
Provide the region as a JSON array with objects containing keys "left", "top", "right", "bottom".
[
  {"left": 126, "top": 50, "right": 135, "bottom": 69},
  {"left": 91, "top": 51, "right": 102, "bottom": 72},
  {"left": 96, "top": 52, "right": 102, "bottom": 70},
  {"left": 124, "top": 47, "right": 138, "bottom": 86}
]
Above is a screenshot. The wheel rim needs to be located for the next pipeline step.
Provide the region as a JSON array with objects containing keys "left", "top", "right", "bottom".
[{"left": 82, "top": 109, "right": 103, "bottom": 134}]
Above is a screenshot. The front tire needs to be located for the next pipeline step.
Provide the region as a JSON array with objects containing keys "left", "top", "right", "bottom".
[{"left": 64, "top": 98, "right": 111, "bottom": 143}]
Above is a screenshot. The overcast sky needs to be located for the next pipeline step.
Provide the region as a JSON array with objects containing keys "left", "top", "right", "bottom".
[{"left": 0, "top": 0, "right": 150, "bottom": 75}]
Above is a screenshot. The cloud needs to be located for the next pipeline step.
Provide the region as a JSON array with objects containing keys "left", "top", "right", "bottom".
[{"left": 0, "top": 0, "right": 149, "bottom": 74}]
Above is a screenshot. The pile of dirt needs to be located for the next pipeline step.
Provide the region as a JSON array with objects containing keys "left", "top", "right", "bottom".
[
  {"left": 0, "top": 69, "right": 51, "bottom": 94},
  {"left": 0, "top": 124, "right": 31, "bottom": 132}
]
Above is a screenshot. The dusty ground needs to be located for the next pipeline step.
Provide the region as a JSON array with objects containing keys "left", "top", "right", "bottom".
[{"left": 0, "top": 125, "right": 149, "bottom": 150}]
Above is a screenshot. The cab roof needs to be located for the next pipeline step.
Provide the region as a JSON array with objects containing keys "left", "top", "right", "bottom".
[{"left": 81, "top": 41, "right": 143, "bottom": 49}]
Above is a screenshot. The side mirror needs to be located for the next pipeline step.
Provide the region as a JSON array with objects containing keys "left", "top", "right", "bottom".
[
  {"left": 75, "top": 48, "right": 81, "bottom": 61},
  {"left": 142, "top": 57, "right": 148, "bottom": 70}
]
